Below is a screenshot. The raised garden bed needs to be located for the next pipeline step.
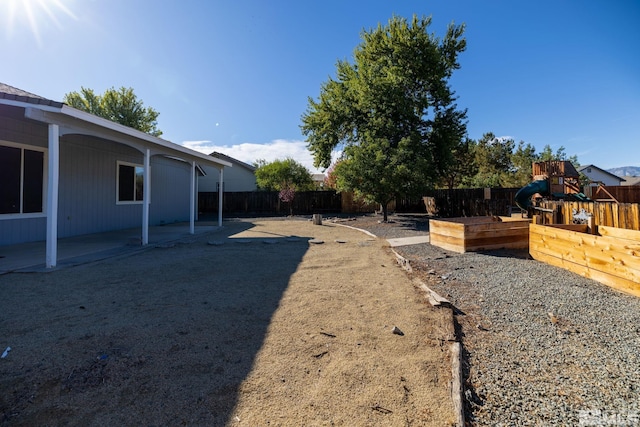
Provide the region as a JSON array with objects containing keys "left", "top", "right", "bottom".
[
  {"left": 430, "top": 216, "right": 531, "bottom": 253},
  {"left": 529, "top": 223, "right": 640, "bottom": 297}
]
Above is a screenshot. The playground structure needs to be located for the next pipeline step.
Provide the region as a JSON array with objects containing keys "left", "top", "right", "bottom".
[
  {"left": 429, "top": 161, "right": 640, "bottom": 297},
  {"left": 514, "top": 160, "right": 588, "bottom": 211}
]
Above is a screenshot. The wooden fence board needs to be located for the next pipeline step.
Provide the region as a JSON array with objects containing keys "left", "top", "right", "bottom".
[
  {"left": 529, "top": 223, "right": 640, "bottom": 297},
  {"left": 430, "top": 217, "right": 530, "bottom": 253},
  {"left": 537, "top": 201, "right": 640, "bottom": 231},
  {"left": 592, "top": 185, "right": 640, "bottom": 203}
]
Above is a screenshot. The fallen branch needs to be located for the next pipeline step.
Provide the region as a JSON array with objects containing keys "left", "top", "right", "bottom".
[
  {"left": 371, "top": 404, "right": 393, "bottom": 414},
  {"left": 320, "top": 332, "right": 336, "bottom": 338}
]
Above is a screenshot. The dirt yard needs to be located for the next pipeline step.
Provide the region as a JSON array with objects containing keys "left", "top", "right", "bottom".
[{"left": 1, "top": 218, "right": 454, "bottom": 426}]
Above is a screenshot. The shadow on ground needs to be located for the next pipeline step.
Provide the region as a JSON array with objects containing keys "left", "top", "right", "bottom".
[{"left": 0, "top": 220, "right": 313, "bottom": 425}]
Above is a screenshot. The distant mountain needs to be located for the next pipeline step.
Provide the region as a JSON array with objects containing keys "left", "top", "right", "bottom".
[{"left": 607, "top": 166, "right": 640, "bottom": 177}]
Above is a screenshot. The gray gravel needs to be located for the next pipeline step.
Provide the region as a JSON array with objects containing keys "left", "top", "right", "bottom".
[{"left": 352, "top": 214, "right": 640, "bottom": 426}]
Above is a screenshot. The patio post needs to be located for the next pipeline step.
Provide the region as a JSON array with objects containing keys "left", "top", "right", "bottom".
[
  {"left": 46, "top": 124, "right": 59, "bottom": 268},
  {"left": 142, "top": 148, "right": 150, "bottom": 245},
  {"left": 190, "top": 161, "right": 195, "bottom": 234},
  {"left": 218, "top": 167, "right": 224, "bottom": 227}
]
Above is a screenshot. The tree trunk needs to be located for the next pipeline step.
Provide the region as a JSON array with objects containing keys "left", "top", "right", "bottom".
[{"left": 381, "top": 201, "right": 389, "bottom": 222}]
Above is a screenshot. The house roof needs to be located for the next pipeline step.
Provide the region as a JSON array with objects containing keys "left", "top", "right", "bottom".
[
  {"left": 209, "top": 151, "right": 256, "bottom": 171},
  {"left": 0, "top": 82, "right": 64, "bottom": 108},
  {"left": 577, "top": 164, "right": 626, "bottom": 183},
  {"left": 0, "top": 82, "right": 231, "bottom": 170},
  {"left": 621, "top": 176, "right": 640, "bottom": 186}
]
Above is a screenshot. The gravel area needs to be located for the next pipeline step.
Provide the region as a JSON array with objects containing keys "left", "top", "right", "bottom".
[{"left": 349, "top": 214, "right": 640, "bottom": 426}]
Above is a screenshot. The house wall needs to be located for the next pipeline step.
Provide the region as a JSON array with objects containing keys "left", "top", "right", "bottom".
[
  {"left": 581, "top": 167, "right": 622, "bottom": 186},
  {"left": 1, "top": 104, "right": 197, "bottom": 245},
  {"left": 199, "top": 164, "right": 256, "bottom": 192},
  {"left": 57, "top": 135, "right": 143, "bottom": 238},
  {"left": 0, "top": 105, "right": 48, "bottom": 245},
  {"left": 149, "top": 156, "right": 193, "bottom": 225}
]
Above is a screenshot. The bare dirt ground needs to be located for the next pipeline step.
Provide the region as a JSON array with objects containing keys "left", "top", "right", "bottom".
[{"left": 1, "top": 218, "right": 454, "bottom": 426}]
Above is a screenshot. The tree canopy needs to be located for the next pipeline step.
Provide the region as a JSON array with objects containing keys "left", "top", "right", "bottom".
[
  {"left": 254, "top": 158, "right": 314, "bottom": 191},
  {"left": 443, "top": 132, "right": 581, "bottom": 189},
  {"left": 301, "top": 15, "right": 467, "bottom": 221},
  {"left": 64, "top": 87, "right": 162, "bottom": 137}
]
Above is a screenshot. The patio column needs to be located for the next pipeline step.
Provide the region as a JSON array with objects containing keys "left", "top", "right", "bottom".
[
  {"left": 142, "top": 148, "right": 150, "bottom": 245},
  {"left": 46, "top": 124, "right": 59, "bottom": 268},
  {"left": 195, "top": 170, "right": 199, "bottom": 221},
  {"left": 189, "top": 161, "right": 195, "bottom": 234},
  {"left": 218, "top": 167, "right": 224, "bottom": 227}
]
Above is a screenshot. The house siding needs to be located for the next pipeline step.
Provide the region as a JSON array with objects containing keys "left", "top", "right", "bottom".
[
  {"left": 580, "top": 166, "right": 623, "bottom": 187},
  {"left": 0, "top": 105, "right": 48, "bottom": 147},
  {"left": 57, "top": 135, "right": 143, "bottom": 238},
  {"left": 1, "top": 103, "right": 203, "bottom": 246},
  {"left": 0, "top": 217, "right": 46, "bottom": 246},
  {"left": 149, "top": 156, "right": 192, "bottom": 225},
  {"left": 0, "top": 107, "right": 49, "bottom": 245},
  {"left": 199, "top": 164, "right": 256, "bottom": 192}
]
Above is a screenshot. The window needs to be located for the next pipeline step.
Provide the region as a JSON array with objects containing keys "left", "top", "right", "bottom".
[
  {"left": 117, "top": 161, "right": 144, "bottom": 203},
  {"left": 0, "top": 143, "right": 45, "bottom": 215}
]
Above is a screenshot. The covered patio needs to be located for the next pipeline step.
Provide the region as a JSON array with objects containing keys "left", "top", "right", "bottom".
[
  {"left": 0, "top": 220, "right": 221, "bottom": 274},
  {"left": 1, "top": 83, "right": 231, "bottom": 268}
]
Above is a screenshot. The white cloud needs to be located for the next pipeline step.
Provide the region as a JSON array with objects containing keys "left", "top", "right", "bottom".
[{"left": 181, "top": 139, "right": 340, "bottom": 174}]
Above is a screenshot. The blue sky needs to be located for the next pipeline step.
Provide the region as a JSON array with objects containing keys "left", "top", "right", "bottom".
[{"left": 2, "top": 0, "right": 639, "bottom": 173}]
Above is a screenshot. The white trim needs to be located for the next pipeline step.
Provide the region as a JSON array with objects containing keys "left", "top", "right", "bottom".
[
  {"left": 190, "top": 161, "right": 195, "bottom": 234},
  {"left": 60, "top": 105, "right": 233, "bottom": 167},
  {"left": 0, "top": 140, "right": 48, "bottom": 218},
  {"left": 218, "top": 168, "right": 224, "bottom": 226},
  {"left": 19, "top": 103, "right": 233, "bottom": 168},
  {"left": 46, "top": 124, "right": 59, "bottom": 268},
  {"left": 116, "top": 160, "right": 145, "bottom": 205},
  {"left": 142, "top": 149, "right": 150, "bottom": 245},
  {"left": 0, "top": 212, "right": 47, "bottom": 220}
]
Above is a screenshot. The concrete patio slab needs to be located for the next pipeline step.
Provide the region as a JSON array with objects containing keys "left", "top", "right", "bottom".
[
  {"left": 0, "top": 222, "right": 220, "bottom": 274},
  {"left": 386, "top": 234, "right": 430, "bottom": 247}
]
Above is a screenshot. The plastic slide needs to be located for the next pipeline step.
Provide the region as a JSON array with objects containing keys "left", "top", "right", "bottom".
[{"left": 514, "top": 180, "right": 549, "bottom": 210}]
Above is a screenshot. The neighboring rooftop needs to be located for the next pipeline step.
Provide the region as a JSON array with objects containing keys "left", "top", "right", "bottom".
[
  {"left": 578, "top": 164, "right": 626, "bottom": 182},
  {"left": 621, "top": 176, "right": 640, "bottom": 186},
  {"left": 209, "top": 151, "right": 256, "bottom": 171}
]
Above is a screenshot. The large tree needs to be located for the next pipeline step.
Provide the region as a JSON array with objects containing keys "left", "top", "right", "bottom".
[
  {"left": 470, "top": 132, "right": 515, "bottom": 188},
  {"left": 254, "top": 158, "right": 314, "bottom": 191},
  {"left": 439, "top": 137, "right": 477, "bottom": 189},
  {"left": 301, "top": 15, "right": 467, "bottom": 221},
  {"left": 507, "top": 140, "right": 538, "bottom": 187},
  {"left": 64, "top": 87, "right": 162, "bottom": 137}
]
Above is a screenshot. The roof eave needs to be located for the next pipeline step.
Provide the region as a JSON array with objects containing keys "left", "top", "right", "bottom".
[
  {"left": 59, "top": 105, "right": 232, "bottom": 168},
  {"left": 0, "top": 96, "right": 232, "bottom": 169}
]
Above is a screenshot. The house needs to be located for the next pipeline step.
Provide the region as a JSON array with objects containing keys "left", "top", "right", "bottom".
[
  {"left": 621, "top": 176, "right": 640, "bottom": 186},
  {"left": 199, "top": 151, "right": 257, "bottom": 192},
  {"left": 312, "top": 173, "right": 327, "bottom": 189},
  {"left": 578, "top": 164, "right": 626, "bottom": 187},
  {"left": 0, "top": 82, "right": 231, "bottom": 267}
]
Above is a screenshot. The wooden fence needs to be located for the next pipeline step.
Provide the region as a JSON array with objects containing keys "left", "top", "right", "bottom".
[
  {"left": 199, "top": 191, "right": 428, "bottom": 215},
  {"left": 422, "top": 188, "right": 517, "bottom": 217},
  {"left": 536, "top": 200, "right": 640, "bottom": 231},
  {"left": 584, "top": 185, "right": 640, "bottom": 203},
  {"left": 199, "top": 187, "right": 526, "bottom": 217},
  {"left": 200, "top": 191, "right": 343, "bottom": 215}
]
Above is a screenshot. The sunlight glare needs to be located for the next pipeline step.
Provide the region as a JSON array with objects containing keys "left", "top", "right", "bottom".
[{"left": 2, "top": 0, "right": 77, "bottom": 47}]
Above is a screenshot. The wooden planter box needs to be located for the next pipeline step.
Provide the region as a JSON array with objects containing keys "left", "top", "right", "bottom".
[
  {"left": 529, "top": 224, "right": 640, "bottom": 297},
  {"left": 430, "top": 216, "right": 531, "bottom": 253}
]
